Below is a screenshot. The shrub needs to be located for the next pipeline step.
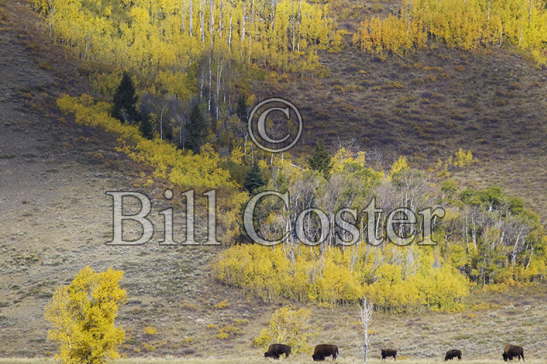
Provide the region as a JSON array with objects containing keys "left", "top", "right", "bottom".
[
  {"left": 253, "top": 307, "right": 313, "bottom": 353},
  {"left": 213, "top": 300, "right": 230, "bottom": 309},
  {"left": 143, "top": 326, "right": 158, "bottom": 335}
]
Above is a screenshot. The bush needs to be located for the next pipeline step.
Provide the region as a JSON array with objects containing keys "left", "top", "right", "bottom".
[
  {"left": 143, "top": 326, "right": 158, "bottom": 335},
  {"left": 253, "top": 307, "right": 313, "bottom": 353}
]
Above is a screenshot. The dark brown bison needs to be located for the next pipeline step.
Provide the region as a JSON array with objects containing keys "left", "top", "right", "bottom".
[
  {"left": 312, "top": 344, "right": 339, "bottom": 361},
  {"left": 445, "top": 349, "right": 462, "bottom": 360},
  {"left": 264, "top": 344, "right": 291, "bottom": 359},
  {"left": 503, "top": 344, "right": 525, "bottom": 361},
  {"left": 381, "top": 349, "right": 397, "bottom": 360}
]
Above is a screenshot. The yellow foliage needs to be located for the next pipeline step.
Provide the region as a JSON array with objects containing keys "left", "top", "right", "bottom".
[
  {"left": 214, "top": 244, "right": 470, "bottom": 311},
  {"left": 44, "top": 266, "right": 126, "bottom": 364},
  {"left": 142, "top": 343, "right": 156, "bottom": 352},
  {"left": 57, "top": 94, "right": 248, "bottom": 242},
  {"left": 388, "top": 156, "right": 409, "bottom": 178},
  {"left": 213, "top": 300, "right": 230, "bottom": 309},
  {"left": 46, "top": 0, "right": 340, "bottom": 75},
  {"left": 353, "top": 15, "right": 427, "bottom": 55},
  {"left": 253, "top": 307, "right": 313, "bottom": 353},
  {"left": 452, "top": 148, "right": 476, "bottom": 168},
  {"left": 216, "top": 331, "right": 230, "bottom": 340},
  {"left": 354, "top": 0, "right": 547, "bottom": 64},
  {"left": 143, "top": 326, "right": 158, "bottom": 335},
  {"left": 32, "top": 0, "right": 50, "bottom": 14}
]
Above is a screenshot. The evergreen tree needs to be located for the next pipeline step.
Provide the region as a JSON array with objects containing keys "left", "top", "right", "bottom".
[
  {"left": 308, "top": 142, "right": 332, "bottom": 178},
  {"left": 187, "top": 103, "right": 209, "bottom": 153},
  {"left": 139, "top": 115, "right": 154, "bottom": 140},
  {"left": 244, "top": 163, "right": 266, "bottom": 193},
  {"left": 236, "top": 95, "right": 248, "bottom": 123},
  {"left": 112, "top": 72, "right": 139, "bottom": 124}
]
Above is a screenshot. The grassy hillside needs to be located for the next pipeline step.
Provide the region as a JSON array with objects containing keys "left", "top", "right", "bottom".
[
  {"left": 0, "top": 0, "right": 544, "bottom": 362},
  {"left": 0, "top": 360, "right": 545, "bottom": 364},
  {"left": 247, "top": 0, "right": 546, "bottom": 220}
]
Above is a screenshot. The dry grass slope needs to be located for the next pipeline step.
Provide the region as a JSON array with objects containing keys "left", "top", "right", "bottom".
[
  {"left": 0, "top": 360, "right": 545, "bottom": 364},
  {"left": 257, "top": 0, "right": 547, "bottom": 221}
]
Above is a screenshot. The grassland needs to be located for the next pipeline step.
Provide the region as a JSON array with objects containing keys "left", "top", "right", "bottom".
[{"left": 0, "top": 359, "right": 545, "bottom": 364}]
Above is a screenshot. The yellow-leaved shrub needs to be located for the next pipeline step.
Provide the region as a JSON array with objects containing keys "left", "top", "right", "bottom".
[{"left": 253, "top": 306, "right": 313, "bottom": 354}]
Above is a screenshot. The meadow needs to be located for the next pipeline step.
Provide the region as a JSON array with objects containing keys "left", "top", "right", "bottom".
[{"left": 0, "top": 359, "right": 544, "bottom": 364}]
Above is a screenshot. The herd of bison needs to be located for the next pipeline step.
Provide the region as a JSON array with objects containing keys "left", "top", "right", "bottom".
[{"left": 263, "top": 343, "right": 526, "bottom": 361}]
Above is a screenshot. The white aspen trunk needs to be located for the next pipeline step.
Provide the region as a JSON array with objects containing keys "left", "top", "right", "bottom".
[
  {"left": 208, "top": 0, "right": 214, "bottom": 112},
  {"left": 160, "top": 110, "right": 164, "bottom": 140},
  {"left": 208, "top": 54, "right": 212, "bottom": 112},
  {"left": 297, "top": 0, "right": 302, "bottom": 52},
  {"left": 189, "top": 0, "right": 193, "bottom": 36},
  {"left": 215, "top": 61, "right": 223, "bottom": 120},
  {"left": 241, "top": 4, "right": 246, "bottom": 50},
  {"left": 248, "top": 0, "right": 255, "bottom": 63},
  {"left": 360, "top": 298, "right": 373, "bottom": 364},
  {"left": 511, "top": 229, "right": 522, "bottom": 266},
  {"left": 464, "top": 214, "right": 469, "bottom": 252},
  {"left": 210, "top": 0, "right": 214, "bottom": 45},
  {"left": 181, "top": 0, "right": 185, "bottom": 33},
  {"left": 218, "top": 0, "right": 223, "bottom": 40},
  {"left": 200, "top": 0, "right": 205, "bottom": 43},
  {"left": 525, "top": 243, "right": 533, "bottom": 269},
  {"left": 291, "top": 0, "right": 295, "bottom": 51},
  {"left": 228, "top": 14, "right": 233, "bottom": 49}
]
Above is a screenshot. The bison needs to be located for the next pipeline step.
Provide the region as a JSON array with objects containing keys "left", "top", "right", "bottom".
[
  {"left": 503, "top": 344, "right": 525, "bottom": 361},
  {"left": 264, "top": 344, "right": 291, "bottom": 359},
  {"left": 445, "top": 349, "right": 462, "bottom": 360},
  {"left": 381, "top": 349, "right": 397, "bottom": 360},
  {"left": 312, "top": 344, "right": 339, "bottom": 361}
]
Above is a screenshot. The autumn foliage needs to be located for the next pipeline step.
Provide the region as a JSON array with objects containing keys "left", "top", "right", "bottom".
[
  {"left": 215, "top": 244, "right": 470, "bottom": 311},
  {"left": 45, "top": 0, "right": 340, "bottom": 73},
  {"left": 214, "top": 151, "right": 545, "bottom": 311},
  {"left": 57, "top": 94, "right": 248, "bottom": 241},
  {"left": 253, "top": 306, "right": 314, "bottom": 353},
  {"left": 354, "top": 0, "right": 547, "bottom": 64},
  {"left": 44, "top": 267, "right": 126, "bottom": 364}
]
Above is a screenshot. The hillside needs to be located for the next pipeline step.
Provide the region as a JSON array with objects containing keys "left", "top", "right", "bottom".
[
  {"left": 257, "top": 11, "right": 546, "bottom": 220},
  {"left": 0, "top": 0, "right": 545, "bottom": 362}
]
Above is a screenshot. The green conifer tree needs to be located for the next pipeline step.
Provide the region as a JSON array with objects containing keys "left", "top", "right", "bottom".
[
  {"left": 236, "top": 95, "right": 248, "bottom": 123},
  {"left": 112, "top": 72, "right": 139, "bottom": 124},
  {"left": 308, "top": 142, "right": 332, "bottom": 178},
  {"left": 244, "top": 163, "right": 266, "bottom": 193},
  {"left": 139, "top": 115, "right": 154, "bottom": 140},
  {"left": 187, "top": 103, "right": 209, "bottom": 153}
]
